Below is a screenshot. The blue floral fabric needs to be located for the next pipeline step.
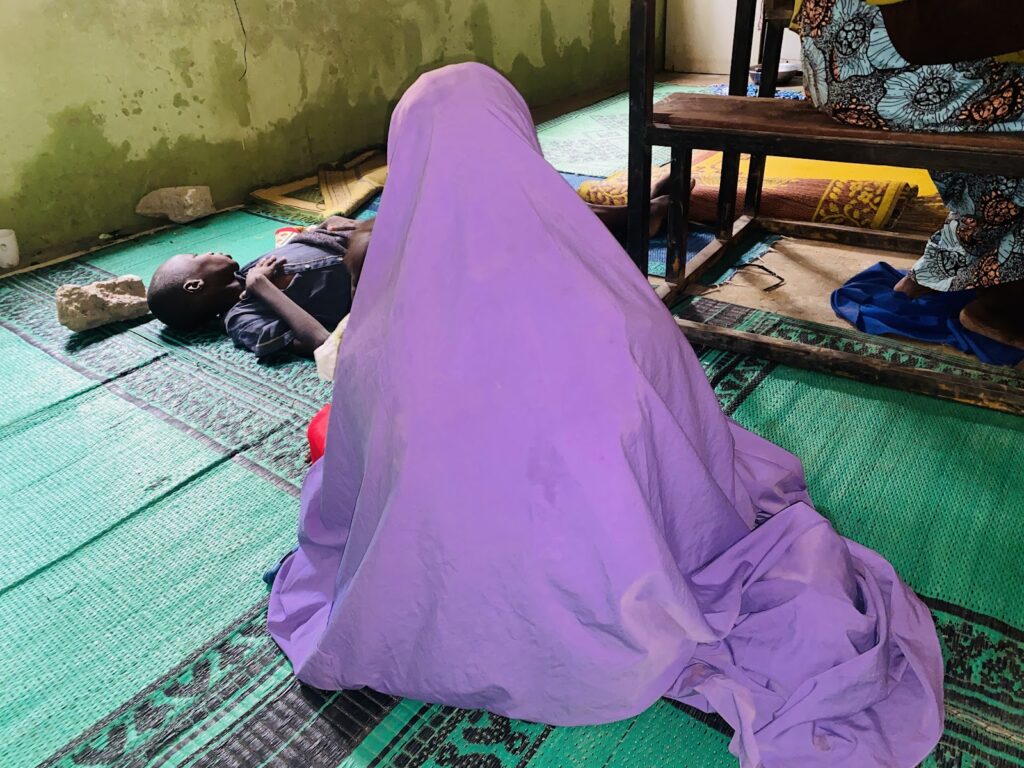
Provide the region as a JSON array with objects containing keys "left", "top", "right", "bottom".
[{"left": 798, "top": 0, "right": 1024, "bottom": 290}]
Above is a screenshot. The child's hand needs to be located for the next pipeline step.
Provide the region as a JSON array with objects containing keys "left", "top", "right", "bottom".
[
  {"left": 245, "top": 256, "right": 283, "bottom": 294},
  {"left": 321, "top": 216, "right": 359, "bottom": 232}
]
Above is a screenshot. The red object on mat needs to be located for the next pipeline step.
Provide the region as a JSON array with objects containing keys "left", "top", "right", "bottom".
[
  {"left": 275, "top": 226, "right": 305, "bottom": 247},
  {"left": 308, "top": 404, "right": 331, "bottom": 463}
]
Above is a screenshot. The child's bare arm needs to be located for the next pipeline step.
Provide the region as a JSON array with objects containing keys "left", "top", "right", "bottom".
[
  {"left": 321, "top": 217, "right": 375, "bottom": 295},
  {"left": 246, "top": 257, "right": 330, "bottom": 356}
]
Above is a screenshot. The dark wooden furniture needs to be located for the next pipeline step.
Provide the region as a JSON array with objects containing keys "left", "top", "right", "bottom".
[
  {"left": 649, "top": 91, "right": 1024, "bottom": 283},
  {"left": 627, "top": 0, "right": 1024, "bottom": 413}
]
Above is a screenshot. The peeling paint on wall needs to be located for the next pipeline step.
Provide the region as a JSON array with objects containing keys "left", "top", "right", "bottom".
[{"left": 1, "top": 0, "right": 663, "bottom": 267}]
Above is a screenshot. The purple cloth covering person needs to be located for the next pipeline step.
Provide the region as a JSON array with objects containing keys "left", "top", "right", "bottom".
[{"left": 268, "top": 63, "right": 943, "bottom": 767}]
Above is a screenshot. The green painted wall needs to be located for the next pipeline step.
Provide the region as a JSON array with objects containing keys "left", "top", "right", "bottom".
[{"left": 1, "top": 0, "right": 664, "bottom": 268}]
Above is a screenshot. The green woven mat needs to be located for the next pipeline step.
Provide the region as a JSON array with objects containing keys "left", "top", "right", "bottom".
[
  {"left": 0, "top": 359, "right": 301, "bottom": 766},
  {"left": 0, "top": 213, "right": 327, "bottom": 766},
  {"left": 734, "top": 367, "right": 1024, "bottom": 625},
  {"left": 3, "top": 206, "right": 1024, "bottom": 767},
  {"left": 535, "top": 83, "right": 696, "bottom": 178}
]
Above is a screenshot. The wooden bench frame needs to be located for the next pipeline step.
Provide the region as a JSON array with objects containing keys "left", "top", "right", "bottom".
[{"left": 626, "top": 0, "right": 1024, "bottom": 414}]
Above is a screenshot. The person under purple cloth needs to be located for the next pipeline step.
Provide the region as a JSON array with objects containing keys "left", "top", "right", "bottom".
[{"left": 267, "top": 63, "right": 943, "bottom": 767}]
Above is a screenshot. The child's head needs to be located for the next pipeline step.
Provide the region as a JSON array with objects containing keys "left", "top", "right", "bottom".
[{"left": 148, "top": 252, "right": 244, "bottom": 329}]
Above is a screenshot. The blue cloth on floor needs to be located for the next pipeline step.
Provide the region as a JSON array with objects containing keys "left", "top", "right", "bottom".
[
  {"left": 831, "top": 263, "right": 1024, "bottom": 366},
  {"left": 708, "top": 84, "right": 804, "bottom": 99}
]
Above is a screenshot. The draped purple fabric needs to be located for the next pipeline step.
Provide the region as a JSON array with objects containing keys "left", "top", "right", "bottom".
[{"left": 268, "top": 63, "right": 943, "bottom": 768}]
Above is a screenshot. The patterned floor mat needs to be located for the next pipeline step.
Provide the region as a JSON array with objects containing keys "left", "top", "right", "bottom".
[{"left": 2, "top": 86, "right": 1023, "bottom": 766}]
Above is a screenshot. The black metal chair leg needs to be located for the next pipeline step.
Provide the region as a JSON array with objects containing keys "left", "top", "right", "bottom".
[{"left": 744, "top": 18, "right": 786, "bottom": 218}]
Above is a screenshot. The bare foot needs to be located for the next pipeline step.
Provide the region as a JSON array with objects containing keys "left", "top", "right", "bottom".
[
  {"left": 650, "top": 171, "right": 696, "bottom": 201},
  {"left": 960, "top": 287, "right": 1024, "bottom": 349},
  {"left": 894, "top": 275, "right": 938, "bottom": 299},
  {"left": 649, "top": 183, "right": 696, "bottom": 236}
]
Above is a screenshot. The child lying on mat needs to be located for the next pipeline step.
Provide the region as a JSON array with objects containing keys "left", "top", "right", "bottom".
[
  {"left": 147, "top": 185, "right": 671, "bottom": 359},
  {"left": 147, "top": 217, "right": 372, "bottom": 358}
]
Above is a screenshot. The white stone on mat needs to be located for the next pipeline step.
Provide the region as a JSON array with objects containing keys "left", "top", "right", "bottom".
[
  {"left": 55, "top": 275, "right": 149, "bottom": 332},
  {"left": 135, "top": 186, "right": 216, "bottom": 223}
]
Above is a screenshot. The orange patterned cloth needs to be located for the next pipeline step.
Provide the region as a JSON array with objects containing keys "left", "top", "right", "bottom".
[
  {"left": 577, "top": 167, "right": 671, "bottom": 207},
  {"left": 578, "top": 157, "right": 917, "bottom": 231}
]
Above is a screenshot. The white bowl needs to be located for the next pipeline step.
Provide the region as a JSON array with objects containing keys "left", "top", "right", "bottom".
[{"left": 750, "top": 62, "right": 801, "bottom": 86}]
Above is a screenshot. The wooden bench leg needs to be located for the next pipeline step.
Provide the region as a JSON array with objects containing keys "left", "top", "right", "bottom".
[
  {"left": 744, "top": 19, "right": 785, "bottom": 218},
  {"left": 683, "top": 216, "right": 759, "bottom": 287},
  {"left": 758, "top": 218, "right": 932, "bottom": 253},
  {"left": 676, "top": 318, "right": 1024, "bottom": 417},
  {"left": 627, "top": 0, "right": 656, "bottom": 275},
  {"left": 665, "top": 146, "right": 693, "bottom": 283},
  {"left": 717, "top": 0, "right": 759, "bottom": 239}
]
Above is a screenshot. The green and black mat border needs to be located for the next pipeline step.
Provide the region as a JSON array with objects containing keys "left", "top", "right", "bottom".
[
  {"left": 679, "top": 296, "right": 1024, "bottom": 390},
  {"left": 38, "top": 593, "right": 1024, "bottom": 768}
]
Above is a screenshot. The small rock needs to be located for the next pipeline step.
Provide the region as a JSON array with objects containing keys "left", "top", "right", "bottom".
[
  {"left": 56, "top": 275, "right": 149, "bottom": 332},
  {"left": 135, "top": 186, "right": 216, "bottom": 223},
  {"left": 0, "top": 229, "right": 19, "bottom": 269}
]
